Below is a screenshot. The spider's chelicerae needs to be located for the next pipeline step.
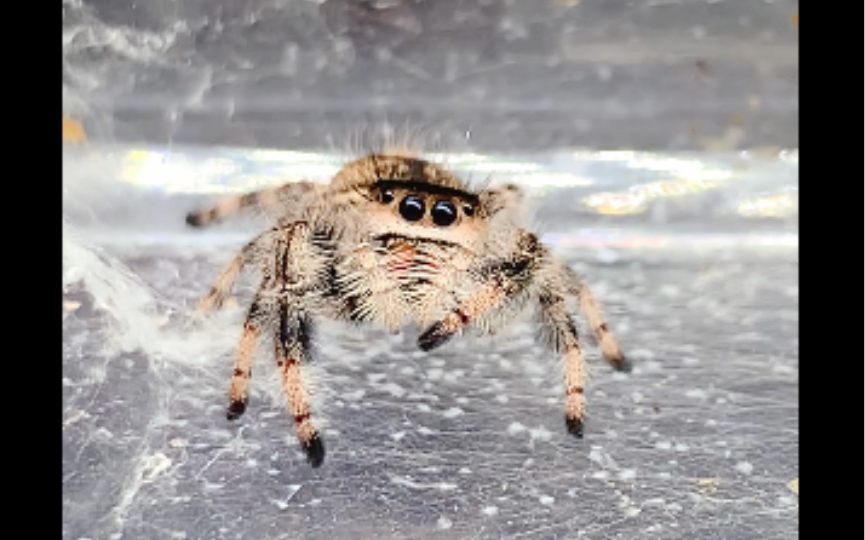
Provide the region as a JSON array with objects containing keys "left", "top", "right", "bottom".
[{"left": 187, "top": 152, "right": 630, "bottom": 468}]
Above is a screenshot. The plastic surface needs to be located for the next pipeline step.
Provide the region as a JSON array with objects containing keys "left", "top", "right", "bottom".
[{"left": 63, "top": 1, "right": 798, "bottom": 539}]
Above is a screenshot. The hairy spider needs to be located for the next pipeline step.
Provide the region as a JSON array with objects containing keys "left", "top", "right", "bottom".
[{"left": 187, "top": 153, "right": 630, "bottom": 468}]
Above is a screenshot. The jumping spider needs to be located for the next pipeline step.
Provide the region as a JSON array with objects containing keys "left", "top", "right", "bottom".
[{"left": 187, "top": 153, "right": 630, "bottom": 468}]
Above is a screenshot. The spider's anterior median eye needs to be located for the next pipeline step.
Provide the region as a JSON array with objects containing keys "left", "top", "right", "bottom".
[
  {"left": 399, "top": 195, "right": 425, "bottom": 221},
  {"left": 431, "top": 200, "right": 458, "bottom": 226},
  {"left": 380, "top": 189, "right": 395, "bottom": 204}
]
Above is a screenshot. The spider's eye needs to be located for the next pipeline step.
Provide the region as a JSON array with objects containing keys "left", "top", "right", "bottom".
[
  {"left": 380, "top": 189, "right": 395, "bottom": 204},
  {"left": 399, "top": 194, "right": 425, "bottom": 222},
  {"left": 431, "top": 200, "right": 458, "bottom": 226},
  {"left": 462, "top": 203, "right": 475, "bottom": 217}
]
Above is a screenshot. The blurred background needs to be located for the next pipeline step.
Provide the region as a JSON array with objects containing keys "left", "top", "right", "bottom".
[{"left": 63, "top": 1, "right": 798, "bottom": 539}]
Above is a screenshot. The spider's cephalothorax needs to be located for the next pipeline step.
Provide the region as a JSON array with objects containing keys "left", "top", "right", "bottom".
[{"left": 187, "top": 153, "right": 630, "bottom": 468}]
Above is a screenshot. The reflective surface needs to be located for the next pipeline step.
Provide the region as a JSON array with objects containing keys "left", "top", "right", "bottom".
[
  {"left": 63, "top": 146, "right": 797, "bottom": 540},
  {"left": 63, "top": 0, "right": 798, "bottom": 151},
  {"left": 63, "top": 0, "right": 798, "bottom": 537}
]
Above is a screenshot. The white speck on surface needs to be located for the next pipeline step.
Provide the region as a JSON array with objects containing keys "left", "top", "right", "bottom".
[
  {"left": 666, "top": 503, "right": 683, "bottom": 513},
  {"left": 588, "top": 446, "right": 618, "bottom": 470},
  {"left": 735, "top": 461, "right": 754, "bottom": 475},
  {"left": 168, "top": 438, "right": 188, "bottom": 448},
  {"left": 591, "top": 471, "right": 610, "bottom": 480},
  {"left": 141, "top": 452, "right": 172, "bottom": 482},
  {"left": 529, "top": 425, "right": 553, "bottom": 442},
  {"left": 442, "top": 407, "right": 464, "bottom": 418},
  {"left": 343, "top": 389, "right": 366, "bottom": 402},
  {"left": 381, "top": 382, "right": 406, "bottom": 398},
  {"left": 539, "top": 495, "right": 555, "bottom": 506},
  {"left": 674, "top": 443, "right": 690, "bottom": 452},
  {"left": 624, "top": 506, "right": 641, "bottom": 517},
  {"left": 436, "top": 516, "right": 453, "bottom": 530},
  {"left": 426, "top": 368, "right": 443, "bottom": 381},
  {"left": 507, "top": 422, "right": 526, "bottom": 435},
  {"left": 641, "top": 360, "right": 663, "bottom": 372},
  {"left": 481, "top": 505, "right": 499, "bottom": 516},
  {"left": 390, "top": 431, "right": 406, "bottom": 441},
  {"left": 417, "top": 426, "right": 434, "bottom": 435},
  {"left": 655, "top": 440, "right": 672, "bottom": 450},
  {"left": 271, "top": 484, "right": 303, "bottom": 509},
  {"left": 618, "top": 469, "right": 637, "bottom": 481},
  {"left": 685, "top": 389, "right": 708, "bottom": 399}
]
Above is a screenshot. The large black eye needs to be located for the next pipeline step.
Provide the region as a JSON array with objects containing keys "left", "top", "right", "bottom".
[
  {"left": 431, "top": 200, "right": 457, "bottom": 226},
  {"left": 399, "top": 195, "right": 425, "bottom": 221}
]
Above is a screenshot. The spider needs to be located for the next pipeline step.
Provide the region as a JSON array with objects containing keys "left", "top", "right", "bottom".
[{"left": 187, "top": 152, "right": 630, "bottom": 468}]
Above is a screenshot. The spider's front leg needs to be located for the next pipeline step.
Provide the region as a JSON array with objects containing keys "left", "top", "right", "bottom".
[
  {"left": 274, "top": 303, "right": 325, "bottom": 468},
  {"left": 227, "top": 295, "right": 265, "bottom": 420},
  {"left": 186, "top": 181, "right": 322, "bottom": 228}
]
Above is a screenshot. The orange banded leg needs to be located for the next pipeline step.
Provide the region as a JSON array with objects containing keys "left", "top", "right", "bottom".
[
  {"left": 563, "top": 344, "right": 587, "bottom": 437},
  {"left": 227, "top": 321, "right": 260, "bottom": 420},
  {"left": 186, "top": 181, "right": 320, "bottom": 228},
  {"left": 566, "top": 269, "right": 630, "bottom": 372},
  {"left": 198, "top": 251, "right": 245, "bottom": 315},
  {"left": 276, "top": 305, "right": 324, "bottom": 467},
  {"left": 537, "top": 291, "right": 590, "bottom": 437}
]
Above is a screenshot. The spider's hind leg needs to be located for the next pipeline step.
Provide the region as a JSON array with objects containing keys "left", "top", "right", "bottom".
[{"left": 565, "top": 268, "right": 630, "bottom": 372}]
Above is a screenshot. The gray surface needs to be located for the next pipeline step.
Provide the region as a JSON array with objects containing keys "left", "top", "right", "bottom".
[
  {"left": 63, "top": 146, "right": 798, "bottom": 540},
  {"left": 63, "top": 0, "right": 798, "bottom": 151},
  {"left": 62, "top": 1, "right": 798, "bottom": 537}
]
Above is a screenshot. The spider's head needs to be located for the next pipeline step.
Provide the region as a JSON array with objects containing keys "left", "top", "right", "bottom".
[
  {"left": 332, "top": 154, "right": 525, "bottom": 249},
  {"left": 329, "top": 154, "right": 479, "bottom": 244}
]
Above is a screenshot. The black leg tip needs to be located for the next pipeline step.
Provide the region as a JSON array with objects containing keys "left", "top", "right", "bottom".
[
  {"left": 418, "top": 323, "right": 454, "bottom": 352},
  {"left": 615, "top": 355, "right": 633, "bottom": 373},
  {"left": 226, "top": 400, "right": 247, "bottom": 420},
  {"left": 566, "top": 416, "right": 584, "bottom": 438},
  {"left": 185, "top": 212, "right": 207, "bottom": 228},
  {"left": 303, "top": 434, "right": 326, "bottom": 468}
]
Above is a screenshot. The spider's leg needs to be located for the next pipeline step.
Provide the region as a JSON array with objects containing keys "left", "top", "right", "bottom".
[
  {"left": 536, "top": 289, "right": 587, "bottom": 438},
  {"left": 196, "top": 231, "right": 271, "bottom": 314},
  {"left": 564, "top": 267, "right": 630, "bottom": 372},
  {"left": 197, "top": 250, "right": 245, "bottom": 314},
  {"left": 186, "top": 181, "right": 321, "bottom": 228},
  {"left": 227, "top": 297, "right": 265, "bottom": 420},
  {"left": 275, "top": 303, "right": 324, "bottom": 468}
]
